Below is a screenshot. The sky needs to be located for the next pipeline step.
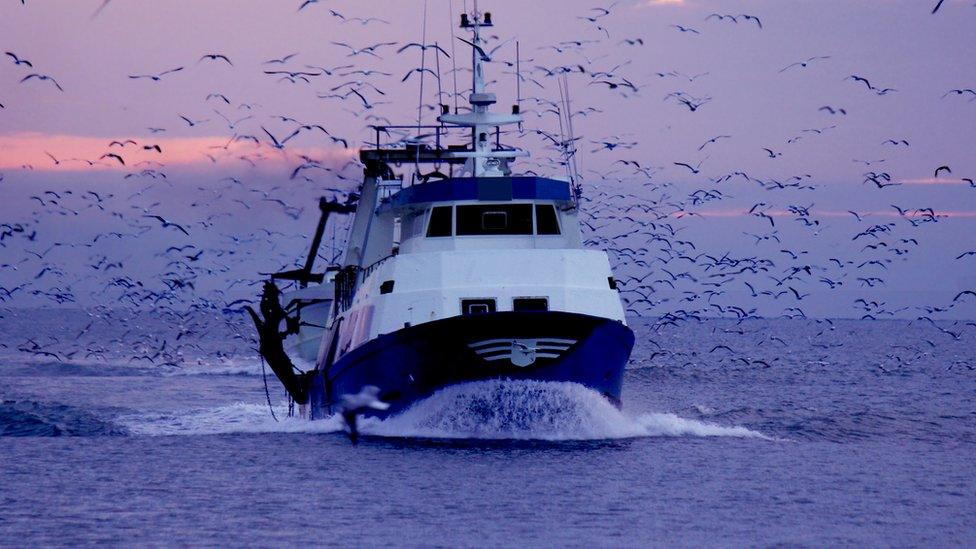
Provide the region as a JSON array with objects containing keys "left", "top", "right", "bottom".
[{"left": 0, "top": 0, "right": 974, "bottom": 320}]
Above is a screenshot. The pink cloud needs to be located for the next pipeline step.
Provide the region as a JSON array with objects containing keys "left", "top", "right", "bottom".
[
  {"left": 677, "top": 208, "right": 976, "bottom": 219},
  {"left": 896, "top": 177, "right": 971, "bottom": 185},
  {"left": 0, "top": 132, "right": 356, "bottom": 171}
]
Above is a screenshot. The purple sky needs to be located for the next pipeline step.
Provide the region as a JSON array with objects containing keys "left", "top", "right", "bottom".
[{"left": 1, "top": 0, "right": 974, "bottom": 319}]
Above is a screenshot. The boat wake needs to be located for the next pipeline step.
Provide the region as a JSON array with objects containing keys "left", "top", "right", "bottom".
[
  {"left": 117, "top": 402, "right": 343, "bottom": 436},
  {"left": 117, "top": 380, "right": 768, "bottom": 441},
  {"left": 1, "top": 399, "right": 127, "bottom": 437}
]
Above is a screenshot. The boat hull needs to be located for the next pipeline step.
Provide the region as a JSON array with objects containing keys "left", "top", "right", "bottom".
[{"left": 306, "top": 311, "right": 635, "bottom": 419}]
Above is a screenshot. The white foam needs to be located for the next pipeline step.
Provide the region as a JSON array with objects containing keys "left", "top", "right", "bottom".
[
  {"left": 118, "top": 380, "right": 768, "bottom": 441},
  {"left": 366, "top": 380, "right": 768, "bottom": 441},
  {"left": 118, "top": 402, "right": 343, "bottom": 436},
  {"left": 632, "top": 412, "right": 768, "bottom": 439}
]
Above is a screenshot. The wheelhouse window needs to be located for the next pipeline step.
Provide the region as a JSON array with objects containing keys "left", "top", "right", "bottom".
[
  {"left": 456, "top": 204, "right": 533, "bottom": 235},
  {"left": 461, "top": 298, "right": 496, "bottom": 315},
  {"left": 426, "top": 206, "right": 453, "bottom": 237},
  {"left": 513, "top": 297, "right": 549, "bottom": 312},
  {"left": 535, "top": 205, "right": 561, "bottom": 235}
]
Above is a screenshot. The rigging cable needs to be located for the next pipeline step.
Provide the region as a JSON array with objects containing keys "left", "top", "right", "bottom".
[
  {"left": 516, "top": 41, "right": 522, "bottom": 132},
  {"left": 434, "top": 40, "right": 444, "bottom": 171},
  {"left": 259, "top": 352, "right": 278, "bottom": 422}
]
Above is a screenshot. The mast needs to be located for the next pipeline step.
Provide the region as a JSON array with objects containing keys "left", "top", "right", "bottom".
[{"left": 438, "top": 7, "right": 527, "bottom": 178}]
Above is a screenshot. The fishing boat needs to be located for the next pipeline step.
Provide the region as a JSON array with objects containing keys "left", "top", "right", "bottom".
[{"left": 249, "top": 9, "right": 634, "bottom": 421}]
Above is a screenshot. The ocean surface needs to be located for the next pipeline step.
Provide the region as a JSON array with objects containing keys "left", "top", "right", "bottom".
[{"left": 1, "top": 310, "right": 974, "bottom": 547}]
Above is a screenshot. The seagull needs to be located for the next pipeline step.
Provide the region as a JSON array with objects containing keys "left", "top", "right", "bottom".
[
  {"left": 263, "top": 53, "right": 298, "bottom": 64},
  {"left": 953, "top": 290, "right": 976, "bottom": 303},
  {"left": 5, "top": 51, "right": 32, "bottom": 67},
  {"left": 91, "top": 0, "right": 111, "bottom": 18},
  {"left": 846, "top": 74, "right": 874, "bottom": 90},
  {"left": 339, "top": 385, "right": 389, "bottom": 444},
  {"left": 779, "top": 56, "right": 830, "bottom": 73},
  {"left": 178, "top": 115, "right": 209, "bottom": 127},
  {"left": 674, "top": 160, "right": 704, "bottom": 174},
  {"left": 934, "top": 165, "right": 951, "bottom": 177},
  {"left": 705, "top": 13, "right": 738, "bottom": 23},
  {"left": 698, "top": 135, "right": 731, "bottom": 151},
  {"left": 397, "top": 42, "right": 451, "bottom": 58},
  {"left": 20, "top": 73, "right": 63, "bottom": 91},
  {"left": 671, "top": 25, "right": 700, "bottom": 34},
  {"left": 99, "top": 153, "right": 125, "bottom": 165},
  {"left": 261, "top": 126, "right": 303, "bottom": 149},
  {"left": 213, "top": 110, "right": 253, "bottom": 130},
  {"left": 740, "top": 14, "right": 762, "bottom": 28},
  {"left": 142, "top": 214, "right": 190, "bottom": 236},
  {"left": 199, "top": 54, "right": 233, "bottom": 66},
  {"left": 332, "top": 41, "right": 398, "bottom": 58},
  {"left": 297, "top": 0, "right": 322, "bottom": 10},
  {"left": 943, "top": 88, "right": 976, "bottom": 98},
  {"left": 401, "top": 67, "right": 439, "bottom": 82},
  {"left": 818, "top": 106, "right": 847, "bottom": 115},
  {"left": 345, "top": 16, "right": 390, "bottom": 26},
  {"left": 129, "top": 67, "right": 184, "bottom": 81},
  {"left": 206, "top": 93, "right": 231, "bottom": 104}
]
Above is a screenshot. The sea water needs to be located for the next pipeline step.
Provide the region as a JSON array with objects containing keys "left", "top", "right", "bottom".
[{"left": 1, "top": 310, "right": 973, "bottom": 546}]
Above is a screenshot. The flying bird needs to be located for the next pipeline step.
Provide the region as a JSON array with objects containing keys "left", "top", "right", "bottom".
[
  {"left": 128, "top": 66, "right": 184, "bottom": 81},
  {"left": 199, "top": 54, "right": 233, "bottom": 66},
  {"left": 178, "top": 115, "right": 209, "bottom": 127},
  {"left": 778, "top": 56, "right": 830, "bottom": 73},
  {"left": 339, "top": 385, "right": 389, "bottom": 443},
  {"left": 333, "top": 41, "right": 398, "bottom": 58},
  {"left": 20, "top": 73, "right": 63, "bottom": 91},
  {"left": 740, "top": 14, "right": 763, "bottom": 28},
  {"left": 401, "top": 67, "right": 439, "bottom": 82},
  {"left": 698, "top": 135, "right": 732, "bottom": 151},
  {"left": 818, "top": 106, "right": 847, "bottom": 115},
  {"left": 5, "top": 51, "right": 32, "bottom": 67},
  {"left": 671, "top": 25, "right": 700, "bottom": 34},
  {"left": 99, "top": 153, "right": 125, "bottom": 165},
  {"left": 261, "top": 126, "right": 301, "bottom": 149},
  {"left": 397, "top": 42, "right": 451, "bottom": 58},
  {"left": 264, "top": 53, "right": 298, "bottom": 64},
  {"left": 142, "top": 214, "right": 190, "bottom": 236},
  {"left": 674, "top": 160, "right": 705, "bottom": 174}
]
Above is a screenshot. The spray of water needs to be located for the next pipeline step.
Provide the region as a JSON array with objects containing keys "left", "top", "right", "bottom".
[{"left": 119, "top": 380, "right": 768, "bottom": 441}]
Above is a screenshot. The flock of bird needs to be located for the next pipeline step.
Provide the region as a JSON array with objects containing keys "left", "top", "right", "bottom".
[{"left": 0, "top": 0, "right": 974, "bottom": 373}]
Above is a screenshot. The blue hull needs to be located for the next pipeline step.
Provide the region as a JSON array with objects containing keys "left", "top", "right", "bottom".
[{"left": 306, "top": 311, "right": 635, "bottom": 419}]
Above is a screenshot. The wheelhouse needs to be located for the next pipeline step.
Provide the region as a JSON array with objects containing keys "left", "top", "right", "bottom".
[{"left": 381, "top": 176, "right": 582, "bottom": 254}]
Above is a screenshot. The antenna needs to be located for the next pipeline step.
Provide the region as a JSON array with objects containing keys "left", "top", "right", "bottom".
[
  {"left": 416, "top": 0, "right": 429, "bottom": 134},
  {"left": 557, "top": 74, "right": 581, "bottom": 201},
  {"left": 516, "top": 41, "right": 522, "bottom": 131},
  {"left": 434, "top": 41, "right": 443, "bottom": 171},
  {"left": 448, "top": 0, "right": 460, "bottom": 113}
]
